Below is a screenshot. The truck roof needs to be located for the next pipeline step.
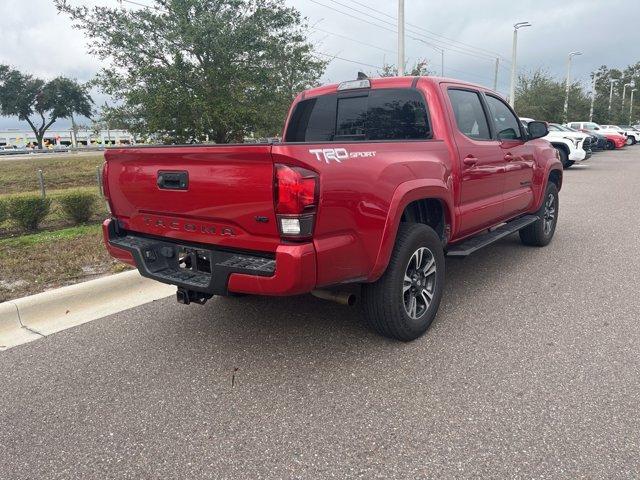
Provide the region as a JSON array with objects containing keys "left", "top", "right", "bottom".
[{"left": 299, "top": 76, "right": 491, "bottom": 100}]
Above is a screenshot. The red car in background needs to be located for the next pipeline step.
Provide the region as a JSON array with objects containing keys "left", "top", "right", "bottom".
[
  {"left": 567, "top": 121, "right": 626, "bottom": 150},
  {"left": 604, "top": 132, "right": 628, "bottom": 149}
]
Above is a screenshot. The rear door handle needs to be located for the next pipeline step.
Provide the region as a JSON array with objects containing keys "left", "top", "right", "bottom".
[{"left": 463, "top": 155, "right": 478, "bottom": 167}]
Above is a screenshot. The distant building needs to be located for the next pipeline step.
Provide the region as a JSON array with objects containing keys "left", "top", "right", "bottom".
[{"left": 0, "top": 128, "right": 136, "bottom": 147}]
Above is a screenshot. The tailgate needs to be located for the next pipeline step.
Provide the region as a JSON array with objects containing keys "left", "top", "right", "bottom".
[{"left": 104, "top": 145, "right": 280, "bottom": 252}]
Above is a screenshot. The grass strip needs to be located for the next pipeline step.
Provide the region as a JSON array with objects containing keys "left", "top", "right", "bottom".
[
  {"left": 0, "top": 152, "right": 104, "bottom": 195},
  {"left": 0, "top": 224, "right": 129, "bottom": 302},
  {"left": 0, "top": 224, "right": 102, "bottom": 247}
]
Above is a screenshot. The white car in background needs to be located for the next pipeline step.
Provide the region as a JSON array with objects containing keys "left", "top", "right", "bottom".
[
  {"left": 521, "top": 118, "right": 590, "bottom": 169},
  {"left": 601, "top": 124, "right": 638, "bottom": 145}
]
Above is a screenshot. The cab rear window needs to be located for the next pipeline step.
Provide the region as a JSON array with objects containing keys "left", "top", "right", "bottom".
[{"left": 285, "top": 89, "right": 431, "bottom": 142}]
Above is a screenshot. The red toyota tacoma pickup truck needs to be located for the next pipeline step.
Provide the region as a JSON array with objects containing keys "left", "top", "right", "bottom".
[{"left": 102, "top": 76, "right": 562, "bottom": 341}]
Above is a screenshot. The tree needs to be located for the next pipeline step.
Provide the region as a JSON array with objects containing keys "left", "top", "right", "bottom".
[
  {"left": 377, "top": 59, "right": 433, "bottom": 77},
  {"left": 590, "top": 65, "right": 623, "bottom": 124},
  {"left": 0, "top": 66, "right": 93, "bottom": 149},
  {"left": 56, "top": 0, "right": 326, "bottom": 144},
  {"left": 589, "top": 63, "right": 640, "bottom": 124},
  {"left": 514, "top": 69, "right": 590, "bottom": 123}
]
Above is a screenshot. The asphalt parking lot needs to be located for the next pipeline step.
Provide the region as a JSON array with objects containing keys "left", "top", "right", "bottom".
[{"left": 1, "top": 148, "right": 639, "bottom": 479}]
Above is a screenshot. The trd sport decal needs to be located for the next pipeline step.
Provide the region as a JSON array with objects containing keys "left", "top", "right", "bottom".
[{"left": 309, "top": 148, "right": 377, "bottom": 164}]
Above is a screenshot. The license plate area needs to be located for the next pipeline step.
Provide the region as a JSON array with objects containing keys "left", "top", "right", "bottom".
[
  {"left": 177, "top": 247, "right": 212, "bottom": 274},
  {"left": 139, "top": 243, "right": 213, "bottom": 289}
]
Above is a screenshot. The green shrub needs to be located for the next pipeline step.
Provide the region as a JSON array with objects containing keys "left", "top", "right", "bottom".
[
  {"left": 7, "top": 195, "right": 52, "bottom": 232},
  {"left": 0, "top": 199, "right": 7, "bottom": 225},
  {"left": 58, "top": 191, "right": 97, "bottom": 224}
]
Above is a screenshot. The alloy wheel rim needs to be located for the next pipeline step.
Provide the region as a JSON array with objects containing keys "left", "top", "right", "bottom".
[
  {"left": 543, "top": 193, "right": 556, "bottom": 235},
  {"left": 403, "top": 247, "right": 437, "bottom": 320}
]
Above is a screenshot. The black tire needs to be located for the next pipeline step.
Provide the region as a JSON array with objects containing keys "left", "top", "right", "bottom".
[
  {"left": 362, "top": 223, "right": 445, "bottom": 342},
  {"left": 605, "top": 140, "right": 615, "bottom": 150},
  {"left": 626, "top": 136, "right": 636, "bottom": 146},
  {"left": 555, "top": 147, "right": 570, "bottom": 168},
  {"left": 519, "top": 182, "right": 559, "bottom": 247},
  {"left": 564, "top": 160, "right": 575, "bottom": 169}
]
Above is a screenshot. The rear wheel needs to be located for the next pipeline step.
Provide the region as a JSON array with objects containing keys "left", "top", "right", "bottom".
[
  {"left": 605, "top": 140, "right": 615, "bottom": 150},
  {"left": 362, "top": 223, "right": 445, "bottom": 342},
  {"left": 519, "top": 182, "right": 559, "bottom": 247},
  {"left": 626, "top": 136, "right": 636, "bottom": 146}
]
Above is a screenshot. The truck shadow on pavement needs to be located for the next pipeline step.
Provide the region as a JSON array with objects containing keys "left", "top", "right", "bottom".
[{"left": 175, "top": 234, "right": 534, "bottom": 351}]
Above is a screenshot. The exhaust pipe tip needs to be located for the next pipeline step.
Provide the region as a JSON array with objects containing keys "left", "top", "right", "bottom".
[
  {"left": 311, "top": 289, "right": 357, "bottom": 306},
  {"left": 345, "top": 293, "right": 357, "bottom": 306}
]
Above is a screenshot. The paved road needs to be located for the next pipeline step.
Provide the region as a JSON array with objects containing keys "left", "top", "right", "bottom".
[{"left": 2, "top": 149, "right": 640, "bottom": 479}]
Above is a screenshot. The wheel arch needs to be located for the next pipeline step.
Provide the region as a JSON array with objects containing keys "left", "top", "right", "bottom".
[
  {"left": 400, "top": 198, "right": 448, "bottom": 240},
  {"left": 548, "top": 168, "right": 563, "bottom": 191},
  {"left": 368, "top": 180, "right": 454, "bottom": 282},
  {"left": 550, "top": 142, "right": 570, "bottom": 156}
]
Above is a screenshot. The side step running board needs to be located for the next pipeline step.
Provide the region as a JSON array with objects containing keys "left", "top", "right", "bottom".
[{"left": 446, "top": 215, "right": 539, "bottom": 257}]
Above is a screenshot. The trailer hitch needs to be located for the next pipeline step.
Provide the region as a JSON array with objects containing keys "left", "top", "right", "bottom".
[{"left": 176, "top": 287, "right": 212, "bottom": 305}]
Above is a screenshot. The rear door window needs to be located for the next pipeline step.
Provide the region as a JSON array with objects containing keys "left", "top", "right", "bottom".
[
  {"left": 447, "top": 89, "right": 491, "bottom": 140},
  {"left": 285, "top": 88, "right": 431, "bottom": 142}
]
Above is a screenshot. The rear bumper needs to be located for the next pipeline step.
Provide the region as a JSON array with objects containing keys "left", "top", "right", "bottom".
[
  {"left": 103, "top": 220, "right": 137, "bottom": 266},
  {"left": 103, "top": 218, "right": 316, "bottom": 297}
]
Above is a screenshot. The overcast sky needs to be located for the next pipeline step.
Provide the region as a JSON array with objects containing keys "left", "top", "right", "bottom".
[{"left": 1, "top": 0, "right": 637, "bottom": 130}]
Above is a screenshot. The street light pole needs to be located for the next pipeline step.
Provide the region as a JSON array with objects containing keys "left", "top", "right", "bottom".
[
  {"left": 509, "top": 22, "right": 531, "bottom": 108},
  {"left": 608, "top": 79, "right": 618, "bottom": 114},
  {"left": 630, "top": 89, "right": 637, "bottom": 124},
  {"left": 589, "top": 73, "right": 597, "bottom": 122},
  {"left": 563, "top": 51, "right": 582, "bottom": 123},
  {"left": 494, "top": 57, "right": 500, "bottom": 91},
  {"left": 397, "top": 0, "right": 405, "bottom": 76}
]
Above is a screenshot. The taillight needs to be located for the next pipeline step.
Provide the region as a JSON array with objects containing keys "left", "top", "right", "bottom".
[
  {"left": 101, "top": 161, "right": 113, "bottom": 215},
  {"left": 274, "top": 164, "right": 319, "bottom": 239}
]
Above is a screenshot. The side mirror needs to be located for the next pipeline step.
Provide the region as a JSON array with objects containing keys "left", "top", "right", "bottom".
[
  {"left": 594, "top": 127, "right": 600, "bottom": 130},
  {"left": 527, "top": 121, "right": 548, "bottom": 140}
]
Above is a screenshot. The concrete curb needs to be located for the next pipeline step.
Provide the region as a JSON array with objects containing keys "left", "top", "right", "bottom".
[
  {"left": 0, "top": 302, "right": 41, "bottom": 350},
  {"left": 0, "top": 270, "right": 174, "bottom": 351}
]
